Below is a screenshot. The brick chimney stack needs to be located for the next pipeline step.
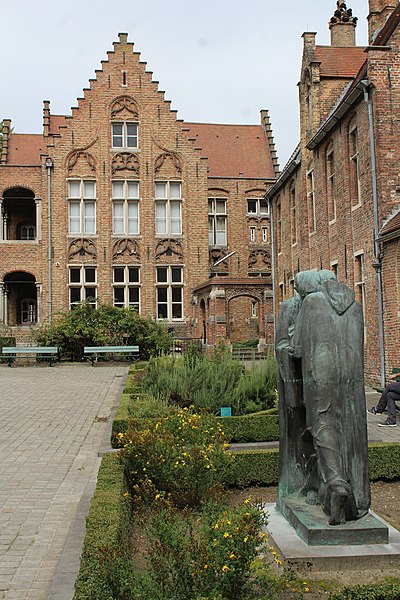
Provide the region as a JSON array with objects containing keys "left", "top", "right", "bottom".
[
  {"left": 43, "top": 101, "right": 51, "bottom": 138},
  {"left": 368, "top": 0, "right": 397, "bottom": 43},
  {"left": 329, "top": 2, "right": 358, "bottom": 46}
]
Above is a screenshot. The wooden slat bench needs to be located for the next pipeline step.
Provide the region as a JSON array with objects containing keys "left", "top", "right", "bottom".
[
  {"left": 2, "top": 346, "right": 59, "bottom": 367},
  {"left": 83, "top": 345, "right": 139, "bottom": 367},
  {"left": 373, "top": 368, "right": 400, "bottom": 394}
]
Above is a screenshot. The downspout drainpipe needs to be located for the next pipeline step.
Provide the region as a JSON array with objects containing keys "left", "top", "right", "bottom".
[
  {"left": 268, "top": 198, "right": 276, "bottom": 341},
  {"left": 45, "top": 158, "right": 54, "bottom": 323},
  {"left": 362, "top": 81, "right": 385, "bottom": 387}
]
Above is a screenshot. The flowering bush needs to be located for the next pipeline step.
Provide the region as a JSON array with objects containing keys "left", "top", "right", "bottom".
[
  {"left": 133, "top": 500, "right": 268, "bottom": 600},
  {"left": 119, "top": 408, "right": 232, "bottom": 508}
]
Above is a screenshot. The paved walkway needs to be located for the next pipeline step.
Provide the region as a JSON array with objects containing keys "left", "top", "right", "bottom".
[{"left": 0, "top": 364, "right": 128, "bottom": 600}]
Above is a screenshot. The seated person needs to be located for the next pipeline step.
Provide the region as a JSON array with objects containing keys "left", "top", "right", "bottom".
[{"left": 368, "top": 372, "right": 400, "bottom": 427}]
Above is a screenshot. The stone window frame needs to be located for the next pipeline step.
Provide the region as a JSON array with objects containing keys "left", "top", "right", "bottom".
[
  {"left": 290, "top": 180, "right": 297, "bottom": 246},
  {"left": 208, "top": 197, "right": 227, "bottom": 247},
  {"left": 67, "top": 179, "right": 96, "bottom": 236},
  {"left": 325, "top": 141, "right": 336, "bottom": 224},
  {"left": 111, "top": 180, "right": 140, "bottom": 236},
  {"left": 354, "top": 251, "right": 366, "bottom": 340},
  {"left": 156, "top": 265, "right": 184, "bottom": 321},
  {"left": 246, "top": 197, "right": 269, "bottom": 216},
  {"left": 276, "top": 196, "right": 282, "bottom": 254},
  {"left": 112, "top": 265, "right": 140, "bottom": 311},
  {"left": 349, "top": 120, "right": 361, "bottom": 210},
  {"left": 307, "top": 169, "right": 317, "bottom": 235},
  {"left": 155, "top": 181, "right": 182, "bottom": 237},
  {"left": 68, "top": 265, "right": 97, "bottom": 309},
  {"left": 111, "top": 122, "right": 139, "bottom": 150}
]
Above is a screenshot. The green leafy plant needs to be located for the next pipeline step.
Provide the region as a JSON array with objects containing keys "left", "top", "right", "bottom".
[
  {"left": 119, "top": 408, "right": 232, "bottom": 508},
  {"left": 34, "top": 301, "right": 172, "bottom": 361}
]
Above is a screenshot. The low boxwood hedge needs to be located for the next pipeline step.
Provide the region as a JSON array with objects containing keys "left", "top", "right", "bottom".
[
  {"left": 73, "top": 454, "right": 134, "bottom": 600},
  {"left": 220, "top": 412, "right": 279, "bottom": 443},
  {"left": 330, "top": 580, "right": 400, "bottom": 599}
]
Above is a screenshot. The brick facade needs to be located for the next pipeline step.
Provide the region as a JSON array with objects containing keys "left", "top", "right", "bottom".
[
  {"left": 267, "top": 1, "right": 400, "bottom": 384},
  {"left": 0, "top": 34, "right": 278, "bottom": 346}
]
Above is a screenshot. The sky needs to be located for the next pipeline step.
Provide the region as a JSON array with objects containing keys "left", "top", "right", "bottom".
[{"left": 2, "top": 0, "right": 369, "bottom": 166}]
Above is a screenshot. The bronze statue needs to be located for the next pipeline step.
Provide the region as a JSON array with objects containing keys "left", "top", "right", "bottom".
[{"left": 276, "top": 270, "right": 370, "bottom": 526}]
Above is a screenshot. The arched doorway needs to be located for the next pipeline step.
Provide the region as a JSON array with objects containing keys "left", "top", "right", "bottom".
[
  {"left": 228, "top": 295, "right": 260, "bottom": 343},
  {"left": 2, "top": 188, "right": 37, "bottom": 241},
  {"left": 2, "top": 272, "right": 38, "bottom": 326}
]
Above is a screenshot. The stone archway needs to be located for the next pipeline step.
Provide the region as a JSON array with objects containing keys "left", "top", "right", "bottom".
[
  {"left": 1, "top": 188, "right": 39, "bottom": 241},
  {"left": 227, "top": 294, "right": 260, "bottom": 343},
  {"left": 2, "top": 272, "right": 38, "bottom": 326}
]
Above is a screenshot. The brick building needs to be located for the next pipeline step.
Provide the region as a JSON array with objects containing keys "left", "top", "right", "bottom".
[
  {"left": 0, "top": 34, "right": 279, "bottom": 346},
  {"left": 266, "top": 1, "right": 400, "bottom": 384}
]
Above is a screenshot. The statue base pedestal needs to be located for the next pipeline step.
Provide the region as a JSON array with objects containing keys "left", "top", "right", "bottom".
[
  {"left": 280, "top": 497, "right": 388, "bottom": 545},
  {"left": 264, "top": 503, "right": 400, "bottom": 580}
]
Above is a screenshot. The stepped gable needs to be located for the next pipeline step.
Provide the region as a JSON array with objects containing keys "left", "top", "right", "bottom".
[
  {"left": 7, "top": 133, "right": 44, "bottom": 165},
  {"left": 314, "top": 46, "right": 366, "bottom": 78},
  {"left": 183, "top": 122, "right": 275, "bottom": 179}
]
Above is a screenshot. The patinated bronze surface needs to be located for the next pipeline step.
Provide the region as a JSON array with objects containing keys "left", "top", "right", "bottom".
[{"left": 276, "top": 270, "right": 371, "bottom": 531}]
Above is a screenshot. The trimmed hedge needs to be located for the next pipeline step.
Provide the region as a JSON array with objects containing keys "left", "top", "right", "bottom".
[
  {"left": 73, "top": 454, "right": 134, "bottom": 600},
  {"left": 330, "top": 580, "right": 400, "bottom": 599},
  {"left": 368, "top": 443, "right": 400, "bottom": 480},
  {"left": 220, "top": 412, "right": 279, "bottom": 443}
]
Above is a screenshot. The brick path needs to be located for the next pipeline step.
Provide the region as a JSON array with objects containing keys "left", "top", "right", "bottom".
[{"left": 0, "top": 364, "right": 127, "bottom": 600}]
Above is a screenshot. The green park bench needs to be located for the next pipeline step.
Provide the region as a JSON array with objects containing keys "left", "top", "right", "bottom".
[
  {"left": 83, "top": 345, "right": 139, "bottom": 367},
  {"left": 1, "top": 346, "right": 59, "bottom": 367}
]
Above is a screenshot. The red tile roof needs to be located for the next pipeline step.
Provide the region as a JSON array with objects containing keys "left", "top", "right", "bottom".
[
  {"left": 183, "top": 122, "right": 275, "bottom": 179},
  {"left": 379, "top": 211, "right": 400, "bottom": 240},
  {"left": 7, "top": 134, "right": 44, "bottom": 166},
  {"left": 315, "top": 46, "right": 366, "bottom": 78}
]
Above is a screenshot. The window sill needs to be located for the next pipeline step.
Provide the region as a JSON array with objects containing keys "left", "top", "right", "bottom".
[
  {"left": 309, "top": 230, "right": 317, "bottom": 238},
  {"left": 328, "top": 218, "right": 337, "bottom": 226},
  {"left": 111, "top": 147, "right": 140, "bottom": 153},
  {"left": 0, "top": 239, "right": 40, "bottom": 245},
  {"left": 351, "top": 203, "right": 362, "bottom": 211}
]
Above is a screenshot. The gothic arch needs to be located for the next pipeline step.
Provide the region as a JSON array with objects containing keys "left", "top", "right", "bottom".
[{"left": 110, "top": 95, "right": 139, "bottom": 119}]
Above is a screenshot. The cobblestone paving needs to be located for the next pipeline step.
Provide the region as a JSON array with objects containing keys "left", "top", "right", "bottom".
[{"left": 0, "top": 364, "right": 127, "bottom": 600}]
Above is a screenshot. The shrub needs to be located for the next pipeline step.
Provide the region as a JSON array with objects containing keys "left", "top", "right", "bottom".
[
  {"left": 134, "top": 500, "right": 268, "bottom": 600},
  {"left": 330, "top": 580, "right": 400, "bottom": 600},
  {"left": 119, "top": 409, "right": 233, "bottom": 508},
  {"left": 34, "top": 302, "right": 172, "bottom": 361},
  {"left": 141, "top": 352, "right": 278, "bottom": 415},
  {"left": 220, "top": 411, "right": 279, "bottom": 443},
  {"left": 73, "top": 454, "right": 134, "bottom": 600}
]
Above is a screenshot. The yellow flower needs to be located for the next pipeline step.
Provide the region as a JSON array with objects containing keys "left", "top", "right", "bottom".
[
  {"left": 223, "top": 532, "right": 230, "bottom": 538},
  {"left": 243, "top": 536, "right": 249, "bottom": 543},
  {"left": 304, "top": 588, "right": 310, "bottom": 593},
  {"left": 222, "top": 565, "right": 229, "bottom": 573},
  {"left": 229, "top": 553, "right": 235, "bottom": 559},
  {"left": 203, "top": 564, "right": 208, "bottom": 570}
]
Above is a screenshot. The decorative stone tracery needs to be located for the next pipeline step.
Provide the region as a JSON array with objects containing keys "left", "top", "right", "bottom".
[
  {"left": 112, "top": 238, "right": 140, "bottom": 260},
  {"left": 248, "top": 248, "right": 272, "bottom": 275},
  {"left": 154, "top": 152, "right": 182, "bottom": 175},
  {"left": 111, "top": 153, "right": 140, "bottom": 175},
  {"left": 155, "top": 239, "right": 183, "bottom": 261},
  {"left": 209, "top": 249, "right": 229, "bottom": 274},
  {"left": 110, "top": 95, "right": 139, "bottom": 119},
  {"left": 68, "top": 238, "right": 97, "bottom": 260}
]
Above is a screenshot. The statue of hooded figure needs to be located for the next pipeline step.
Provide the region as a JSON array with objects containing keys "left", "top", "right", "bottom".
[{"left": 291, "top": 271, "right": 370, "bottom": 525}]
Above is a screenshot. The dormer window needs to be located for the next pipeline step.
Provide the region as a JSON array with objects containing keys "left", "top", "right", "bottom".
[{"left": 112, "top": 122, "right": 138, "bottom": 149}]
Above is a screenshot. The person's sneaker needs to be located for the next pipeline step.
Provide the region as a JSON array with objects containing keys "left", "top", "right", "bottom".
[
  {"left": 378, "top": 419, "right": 397, "bottom": 427},
  {"left": 368, "top": 406, "right": 382, "bottom": 415}
]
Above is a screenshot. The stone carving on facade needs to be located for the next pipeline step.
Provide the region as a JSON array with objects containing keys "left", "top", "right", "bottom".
[
  {"left": 154, "top": 152, "right": 182, "bottom": 174},
  {"left": 68, "top": 238, "right": 97, "bottom": 260},
  {"left": 110, "top": 96, "right": 139, "bottom": 119},
  {"left": 111, "top": 153, "right": 140, "bottom": 175},
  {"left": 248, "top": 248, "right": 272, "bottom": 274},
  {"left": 209, "top": 249, "right": 229, "bottom": 273},
  {"left": 155, "top": 239, "right": 183, "bottom": 261},
  {"left": 112, "top": 239, "right": 140, "bottom": 260},
  {"left": 66, "top": 134, "right": 98, "bottom": 173}
]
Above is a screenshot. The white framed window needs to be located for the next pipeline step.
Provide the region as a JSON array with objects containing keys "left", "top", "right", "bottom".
[
  {"left": 156, "top": 265, "right": 183, "bottom": 320},
  {"left": 251, "top": 300, "right": 257, "bottom": 318},
  {"left": 112, "top": 122, "right": 138, "bottom": 149},
  {"left": 349, "top": 122, "right": 361, "bottom": 208},
  {"left": 112, "top": 180, "right": 139, "bottom": 235},
  {"left": 113, "top": 266, "right": 140, "bottom": 310},
  {"left": 307, "top": 170, "right": 316, "bottom": 233},
  {"left": 326, "top": 142, "right": 336, "bottom": 223},
  {"left": 276, "top": 197, "right": 282, "bottom": 253},
  {"left": 262, "top": 227, "right": 268, "bottom": 243},
  {"left": 208, "top": 198, "right": 227, "bottom": 246},
  {"left": 354, "top": 252, "right": 366, "bottom": 339},
  {"left": 155, "top": 181, "right": 182, "bottom": 236},
  {"left": 331, "top": 261, "right": 339, "bottom": 280},
  {"left": 247, "top": 198, "right": 269, "bottom": 215},
  {"left": 68, "top": 180, "right": 96, "bottom": 235},
  {"left": 69, "top": 266, "right": 97, "bottom": 309},
  {"left": 250, "top": 227, "right": 256, "bottom": 243}
]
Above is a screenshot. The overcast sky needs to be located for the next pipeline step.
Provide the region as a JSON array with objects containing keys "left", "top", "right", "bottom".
[{"left": 2, "top": 0, "right": 369, "bottom": 166}]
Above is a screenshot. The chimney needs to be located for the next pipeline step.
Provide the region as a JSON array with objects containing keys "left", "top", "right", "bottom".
[
  {"left": 329, "top": 2, "right": 358, "bottom": 47},
  {"left": 302, "top": 32, "right": 317, "bottom": 53},
  {"left": 0, "top": 119, "right": 11, "bottom": 164},
  {"left": 368, "top": 1, "right": 397, "bottom": 43},
  {"left": 43, "top": 100, "right": 51, "bottom": 137}
]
